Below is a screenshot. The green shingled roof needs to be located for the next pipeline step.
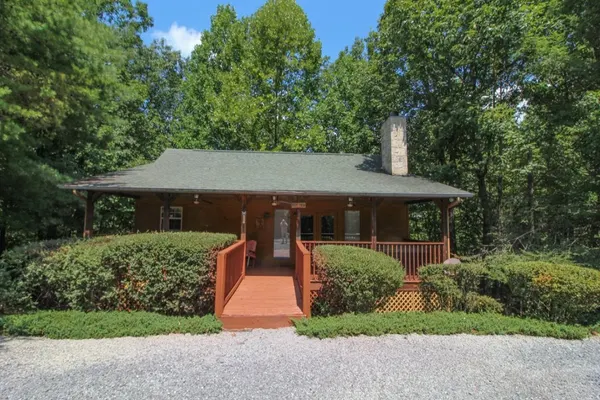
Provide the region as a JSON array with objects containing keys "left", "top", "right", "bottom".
[{"left": 61, "top": 149, "right": 473, "bottom": 199}]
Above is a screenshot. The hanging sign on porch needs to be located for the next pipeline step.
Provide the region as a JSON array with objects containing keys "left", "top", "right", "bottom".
[{"left": 291, "top": 202, "right": 306, "bottom": 209}]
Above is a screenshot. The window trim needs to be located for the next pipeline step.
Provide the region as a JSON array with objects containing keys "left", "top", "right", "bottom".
[
  {"left": 159, "top": 206, "right": 183, "bottom": 231},
  {"left": 318, "top": 213, "right": 336, "bottom": 241}
]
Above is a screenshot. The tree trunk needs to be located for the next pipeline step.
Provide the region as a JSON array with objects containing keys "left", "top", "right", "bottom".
[
  {"left": 527, "top": 149, "right": 535, "bottom": 236},
  {"left": 497, "top": 175, "right": 503, "bottom": 239},
  {"left": 477, "top": 171, "right": 493, "bottom": 247},
  {"left": 0, "top": 225, "right": 6, "bottom": 255}
]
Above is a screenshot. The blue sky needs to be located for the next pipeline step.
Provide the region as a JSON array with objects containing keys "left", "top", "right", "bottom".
[{"left": 143, "top": 0, "right": 386, "bottom": 59}]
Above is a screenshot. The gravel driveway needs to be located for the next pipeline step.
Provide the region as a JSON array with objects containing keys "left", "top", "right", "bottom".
[{"left": 1, "top": 329, "right": 599, "bottom": 400}]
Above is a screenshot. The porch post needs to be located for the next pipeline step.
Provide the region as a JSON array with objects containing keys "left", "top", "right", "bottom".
[
  {"left": 371, "top": 198, "right": 377, "bottom": 250},
  {"left": 240, "top": 195, "right": 247, "bottom": 240},
  {"left": 440, "top": 198, "right": 450, "bottom": 260},
  {"left": 84, "top": 193, "right": 95, "bottom": 239},
  {"left": 295, "top": 209, "right": 301, "bottom": 239},
  {"left": 162, "top": 194, "right": 170, "bottom": 232}
]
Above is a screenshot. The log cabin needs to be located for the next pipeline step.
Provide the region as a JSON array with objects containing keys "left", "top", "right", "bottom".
[{"left": 63, "top": 114, "right": 473, "bottom": 328}]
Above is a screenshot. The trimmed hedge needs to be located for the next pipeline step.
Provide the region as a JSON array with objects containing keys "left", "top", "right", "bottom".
[
  {"left": 292, "top": 312, "right": 591, "bottom": 339},
  {"left": 500, "top": 261, "right": 600, "bottom": 324},
  {"left": 27, "top": 237, "right": 114, "bottom": 311},
  {"left": 0, "top": 311, "right": 222, "bottom": 339},
  {"left": 421, "top": 257, "right": 600, "bottom": 325},
  {"left": 0, "top": 239, "right": 74, "bottom": 314},
  {"left": 103, "top": 232, "right": 236, "bottom": 315},
  {"left": 420, "top": 263, "right": 504, "bottom": 314},
  {"left": 313, "top": 245, "right": 404, "bottom": 315},
  {"left": 0, "top": 232, "right": 237, "bottom": 316}
]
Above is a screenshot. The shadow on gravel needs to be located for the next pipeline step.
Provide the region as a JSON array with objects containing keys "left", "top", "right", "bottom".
[{"left": 0, "top": 335, "right": 38, "bottom": 352}]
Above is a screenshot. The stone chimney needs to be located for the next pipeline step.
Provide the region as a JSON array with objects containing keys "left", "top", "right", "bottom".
[{"left": 380, "top": 113, "right": 408, "bottom": 175}]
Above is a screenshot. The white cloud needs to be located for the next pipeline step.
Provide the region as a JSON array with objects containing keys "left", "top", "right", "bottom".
[{"left": 152, "top": 23, "right": 202, "bottom": 57}]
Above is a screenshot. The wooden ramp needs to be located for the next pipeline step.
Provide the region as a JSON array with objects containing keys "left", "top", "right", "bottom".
[{"left": 220, "top": 268, "right": 304, "bottom": 330}]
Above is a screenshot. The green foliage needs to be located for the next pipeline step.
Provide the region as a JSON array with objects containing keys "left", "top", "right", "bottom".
[
  {"left": 0, "top": 311, "right": 221, "bottom": 339},
  {"left": 316, "top": 37, "right": 384, "bottom": 154},
  {"left": 293, "top": 311, "right": 590, "bottom": 340},
  {"left": 498, "top": 261, "right": 600, "bottom": 324},
  {"left": 0, "top": 0, "right": 153, "bottom": 248},
  {"left": 464, "top": 293, "right": 504, "bottom": 314},
  {"left": 102, "top": 232, "right": 236, "bottom": 315},
  {"left": 422, "top": 254, "right": 600, "bottom": 324},
  {"left": 1, "top": 232, "right": 236, "bottom": 315},
  {"left": 373, "top": 0, "right": 600, "bottom": 252},
  {"left": 26, "top": 238, "right": 115, "bottom": 311},
  {"left": 0, "top": 239, "right": 73, "bottom": 313},
  {"left": 313, "top": 245, "right": 404, "bottom": 315},
  {"left": 2, "top": 0, "right": 600, "bottom": 260},
  {"left": 180, "top": 1, "right": 324, "bottom": 151},
  {"left": 420, "top": 263, "right": 503, "bottom": 313}
]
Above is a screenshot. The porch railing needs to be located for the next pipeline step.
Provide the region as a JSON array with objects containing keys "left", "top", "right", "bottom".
[
  {"left": 375, "top": 242, "right": 444, "bottom": 282},
  {"left": 295, "top": 240, "right": 311, "bottom": 317},
  {"left": 301, "top": 240, "right": 445, "bottom": 283},
  {"left": 214, "top": 240, "right": 246, "bottom": 317}
]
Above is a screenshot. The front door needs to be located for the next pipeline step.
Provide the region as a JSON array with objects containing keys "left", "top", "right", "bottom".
[{"left": 273, "top": 209, "right": 291, "bottom": 262}]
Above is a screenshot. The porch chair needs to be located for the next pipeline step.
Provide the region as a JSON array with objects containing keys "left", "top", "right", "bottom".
[{"left": 246, "top": 240, "right": 257, "bottom": 268}]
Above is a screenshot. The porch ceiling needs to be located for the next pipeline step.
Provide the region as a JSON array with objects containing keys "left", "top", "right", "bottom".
[{"left": 61, "top": 149, "right": 473, "bottom": 199}]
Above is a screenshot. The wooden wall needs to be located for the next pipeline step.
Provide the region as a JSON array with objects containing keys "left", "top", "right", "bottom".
[{"left": 134, "top": 194, "right": 410, "bottom": 266}]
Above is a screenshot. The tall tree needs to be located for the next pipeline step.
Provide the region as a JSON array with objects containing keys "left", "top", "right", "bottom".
[
  {"left": 0, "top": 0, "right": 151, "bottom": 250},
  {"left": 375, "top": 0, "right": 525, "bottom": 251},
  {"left": 180, "top": 0, "right": 324, "bottom": 151},
  {"left": 317, "top": 37, "right": 384, "bottom": 154}
]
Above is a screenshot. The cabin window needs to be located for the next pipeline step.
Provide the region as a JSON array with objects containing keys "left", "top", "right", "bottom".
[
  {"left": 300, "top": 215, "right": 314, "bottom": 241},
  {"left": 160, "top": 206, "right": 183, "bottom": 231},
  {"left": 273, "top": 209, "right": 290, "bottom": 258},
  {"left": 320, "top": 215, "right": 335, "bottom": 241},
  {"left": 344, "top": 210, "right": 360, "bottom": 241}
]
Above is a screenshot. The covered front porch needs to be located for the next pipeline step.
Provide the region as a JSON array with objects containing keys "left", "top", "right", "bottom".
[
  {"left": 63, "top": 143, "right": 472, "bottom": 328},
  {"left": 198, "top": 193, "right": 460, "bottom": 328},
  {"left": 74, "top": 189, "right": 461, "bottom": 328}
]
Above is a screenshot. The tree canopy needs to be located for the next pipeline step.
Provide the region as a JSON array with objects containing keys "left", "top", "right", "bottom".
[{"left": 1, "top": 0, "right": 599, "bottom": 255}]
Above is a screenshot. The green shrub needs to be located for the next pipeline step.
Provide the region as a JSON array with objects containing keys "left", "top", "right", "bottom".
[
  {"left": 422, "top": 257, "right": 600, "bottom": 324},
  {"left": 0, "top": 239, "right": 73, "bottom": 314},
  {"left": 1, "top": 310, "right": 222, "bottom": 339},
  {"left": 1, "top": 232, "right": 236, "bottom": 315},
  {"left": 420, "top": 263, "right": 502, "bottom": 313},
  {"left": 313, "top": 245, "right": 404, "bottom": 315},
  {"left": 293, "top": 311, "right": 590, "bottom": 340},
  {"left": 25, "top": 238, "right": 116, "bottom": 311},
  {"left": 102, "top": 232, "right": 236, "bottom": 315},
  {"left": 464, "top": 293, "right": 504, "bottom": 314},
  {"left": 499, "top": 261, "right": 600, "bottom": 324}
]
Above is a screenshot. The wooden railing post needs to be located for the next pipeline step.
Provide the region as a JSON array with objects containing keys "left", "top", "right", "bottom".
[
  {"left": 215, "top": 251, "right": 226, "bottom": 317},
  {"left": 302, "top": 246, "right": 311, "bottom": 318},
  {"left": 440, "top": 199, "right": 450, "bottom": 260},
  {"left": 295, "top": 240, "right": 312, "bottom": 318},
  {"left": 242, "top": 239, "right": 247, "bottom": 278},
  {"left": 215, "top": 240, "right": 246, "bottom": 317}
]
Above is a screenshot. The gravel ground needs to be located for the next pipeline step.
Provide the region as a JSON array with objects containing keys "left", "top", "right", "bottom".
[{"left": 1, "top": 329, "right": 599, "bottom": 400}]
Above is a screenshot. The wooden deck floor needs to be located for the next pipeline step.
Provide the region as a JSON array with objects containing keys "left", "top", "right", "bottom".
[{"left": 221, "top": 267, "right": 304, "bottom": 329}]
